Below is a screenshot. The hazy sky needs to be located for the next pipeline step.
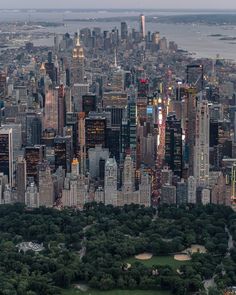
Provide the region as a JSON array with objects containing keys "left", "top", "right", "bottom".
[{"left": 1, "top": 0, "right": 236, "bottom": 10}]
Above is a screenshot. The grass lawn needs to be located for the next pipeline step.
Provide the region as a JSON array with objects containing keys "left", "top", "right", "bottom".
[
  {"left": 126, "top": 255, "right": 190, "bottom": 269},
  {"left": 62, "top": 289, "right": 171, "bottom": 295}
]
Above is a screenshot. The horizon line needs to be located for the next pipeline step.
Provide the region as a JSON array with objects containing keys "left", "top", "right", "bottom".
[{"left": 1, "top": 8, "right": 236, "bottom": 11}]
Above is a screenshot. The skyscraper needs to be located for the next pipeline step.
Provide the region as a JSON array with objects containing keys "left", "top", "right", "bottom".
[
  {"left": 16, "top": 156, "right": 27, "bottom": 203},
  {"left": 54, "top": 136, "right": 72, "bottom": 173},
  {"left": 104, "top": 158, "right": 118, "bottom": 206},
  {"left": 121, "top": 22, "right": 128, "bottom": 40},
  {"left": 194, "top": 100, "right": 210, "bottom": 187},
  {"left": 72, "top": 36, "right": 85, "bottom": 84},
  {"left": 127, "top": 91, "right": 137, "bottom": 163},
  {"left": 82, "top": 94, "right": 96, "bottom": 115},
  {"left": 85, "top": 117, "right": 106, "bottom": 153},
  {"left": 186, "top": 64, "right": 204, "bottom": 94},
  {"left": 43, "top": 86, "right": 58, "bottom": 132},
  {"left": 25, "top": 145, "right": 44, "bottom": 182},
  {"left": 176, "top": 179, "right": 188, "bottom": 205},
  {"left": 123, "top": 154, "right": 135, "bottom": 193},
  {"left": 188, "top": 176, "right": 197, "bottom": 204},
  {"left": 0, "top": 127, "right": 13, "bottom": 187},
  {"left": 38, "top": 161, "right": 54, "bottom": 207},
  {"left": 184, "top": 88, "right": 197, "bottom": 177},
  {"left": 26, "top": 113, "right": 42, "bottom": 146},
  {"left": 140, "top": 14, "right": 146, "bottom": 40},
  {"left": 66, "top": 112, "right": 78, "bottom": 155},
  {"left": 25, "top": 182, "right": 39, "bottom": 208},
  {"left": 58, "top": 85, "right": 66, "bottom": 136},
  {"left": 165, "top": 113, "right": 183, "bottom": 178},
  {"left": 45, "top": 51, "right": 57, "bottom": 84}
]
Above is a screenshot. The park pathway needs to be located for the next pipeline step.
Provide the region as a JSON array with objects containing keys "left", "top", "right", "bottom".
[{"left": 79, "top": 224, "right": 93, "bottom": 261}]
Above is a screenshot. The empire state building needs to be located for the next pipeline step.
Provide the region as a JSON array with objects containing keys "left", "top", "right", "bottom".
[{"left": 72, "top": 37, "right": 85, "bottom": 84}]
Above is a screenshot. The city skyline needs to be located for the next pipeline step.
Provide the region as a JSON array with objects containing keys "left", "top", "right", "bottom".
[{"left": 1, "top": 0, "right": 236, "bottom": 10}]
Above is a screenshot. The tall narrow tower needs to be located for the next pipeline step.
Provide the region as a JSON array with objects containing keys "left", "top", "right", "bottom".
[
  {"left": 16, "top": 156, "right": 27, "bottom": 203},
  {"left": 194, "top": 100, "right": 210, "bottom": 187},
  {"left": 123, "top": 155, "right": 135, "bottom": 193},
  {"left": 38, "top": 162, "right": 54, "bottom": 207},
  {"left": 43, "top": 86, "right": 58, "bottom": 132},
  {"left": 140, "top": 14, "right": 146, "bottom": 40},
  {"left": 165, "top": 113, "right": 183, "bottom": 178},
  {"left": 104, "top": 158, "right": 118, "bottom": 206},
  {"left": 0, "top": 127, "right": 13, "bottom": 188},
  {"left": 72, "top": 36, "right": 85, "bottom": 84}
]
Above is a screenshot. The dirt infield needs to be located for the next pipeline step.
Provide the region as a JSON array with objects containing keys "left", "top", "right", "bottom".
[
  {"left": 185, "top": 244, "right": 207, "bottom": 254},
  {"left": 135, "top": 253, "right": 153, "bottom": 260},
  {"left": 174, "top": 254, "right": 192, "bottom": 261}
]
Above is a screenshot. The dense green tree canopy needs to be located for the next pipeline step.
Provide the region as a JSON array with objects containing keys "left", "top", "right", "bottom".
[{"left": 0, "top": 203, "right": 234, "bottom": 294}]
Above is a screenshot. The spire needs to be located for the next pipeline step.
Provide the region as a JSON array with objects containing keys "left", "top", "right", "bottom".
[{"left": 76, "top": 36, "right": 81, "bottom": 47}]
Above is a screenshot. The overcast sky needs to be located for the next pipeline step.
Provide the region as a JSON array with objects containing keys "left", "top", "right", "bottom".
[{"left": 1, "top": 0, "right": 236, "bottom": 10}]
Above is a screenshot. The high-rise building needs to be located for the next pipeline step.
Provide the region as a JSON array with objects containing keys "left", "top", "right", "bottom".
[
  {"left": 0, "top": 72, "right": 7, "bottom": 98},
  {"left": 106, "top": 128, "right": 120, "bottom": 163},
  {"left": 127, "top": 92, "right": 137, "bottom": 163},
  {"left": 187, "top": 64, "right": 204, "bottom": 94},
  {"left": 201, "top": 188, "right": 211, "bottom": 205},
  {"left": 45, "top": 51, "right": 57, "bottom": 83},
  {"left": 58, "top": 85, "right": 66, "bottom": 136},
  {"left": 139, "top": 171, "right": 151, "bottom": 207},
  {"left": 38, "top": 161, "right": 54, "bottom": 207},
  {"left": 85, "top": 116, "right": 106, "bottom": 153},
  {"left": 152, "top": 32, "right": 160, "bottom": 45},
  {"left": 165, "top": 113, "right": 183, "bottom": 178},
  {"left": 25, "top": 182, "right": 39, "bottom": 208},
  {"left": 140, "top": 14, "right": 146, "bottom": 40},
  {"left": 123, "top": 154, "right": 135, "bottom": 193},
  {"left": 66, "top": 112, "right": 78, "bottom": 155},
  {"left": 104, "top": 158, "right": 118, "bottom": 206},
  {"left": 138, "top": 79, "right": 149, "bottom": 98},
  {"left": 161, "top": 167, "right": 173, "bottom": 186},
  {"left": 161, "top": 184, "right": 176, "bottom": 205},
  {"left": 54, "top": 136, "right": 72, "bottom": 173},
  {"left": 43, "top": 86, "right": 58, "bottom": 132},
  {"left": 71, "top": 158, "right": 80, "bottom": 176},
  {"left": 62, "top": 175, "right": 78, "bottom": 207},
  {"left": 188, "top": 176, "right": 197, "bottom": 204},
  {"left": 2, "top": 123, "right": 22, "bottom": 159},
  {"left": 184, "top": 88, "right": 197, "bottom": 177},
  {"left": 120, "top": 118, "right": 130, "bottom": 163},
  {"left": 78, "top": 112, "right": 86, "bottom": 174},
  {"left": 105, "top": 107, "right": 124, "bottom": 128},
  {"left": 26, "top": 113, "right": 42, "bottom": 146},
  {"left": 0, "top": 127, "right": 13, "bottom": 187},
  {"left": 176, "top": 180, "right": 188, "bottom": 205},
  {"left": 82, "top": 94, "right": 96, "bottom": 115},
  {"left": 103, "top": 92, "right": 127, "bottom": 108},
  {"left": 121, "top": 22, "right": 128, "bottom": 40},
  {"left": 25, "top": 145, "right": 44, "bottom": 182},
  {"left": 72, "top": 83, "right": 89, "bottom": 112},
  {"left": 0, "top": 173, "right": 8, "bottom": 204},
  {"left": 88, "top": 145, "right": 109, "bottom": 179},
  {"left": 72, "top": 37, "right": 85, "bottom": 84},
  {"left": 16, "top": 156, "right": 27, "bottom": 203},
  {"left": 194, "top": 100, "right": 210, "bottom": 187},
  {"left": 111, "top": 69, "right": 125, "bottom": 92}
]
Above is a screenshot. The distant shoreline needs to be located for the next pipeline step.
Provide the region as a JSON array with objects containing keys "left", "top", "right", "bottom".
[{"left": 63, "top": 14, "right": 236, "bottom": 26}]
